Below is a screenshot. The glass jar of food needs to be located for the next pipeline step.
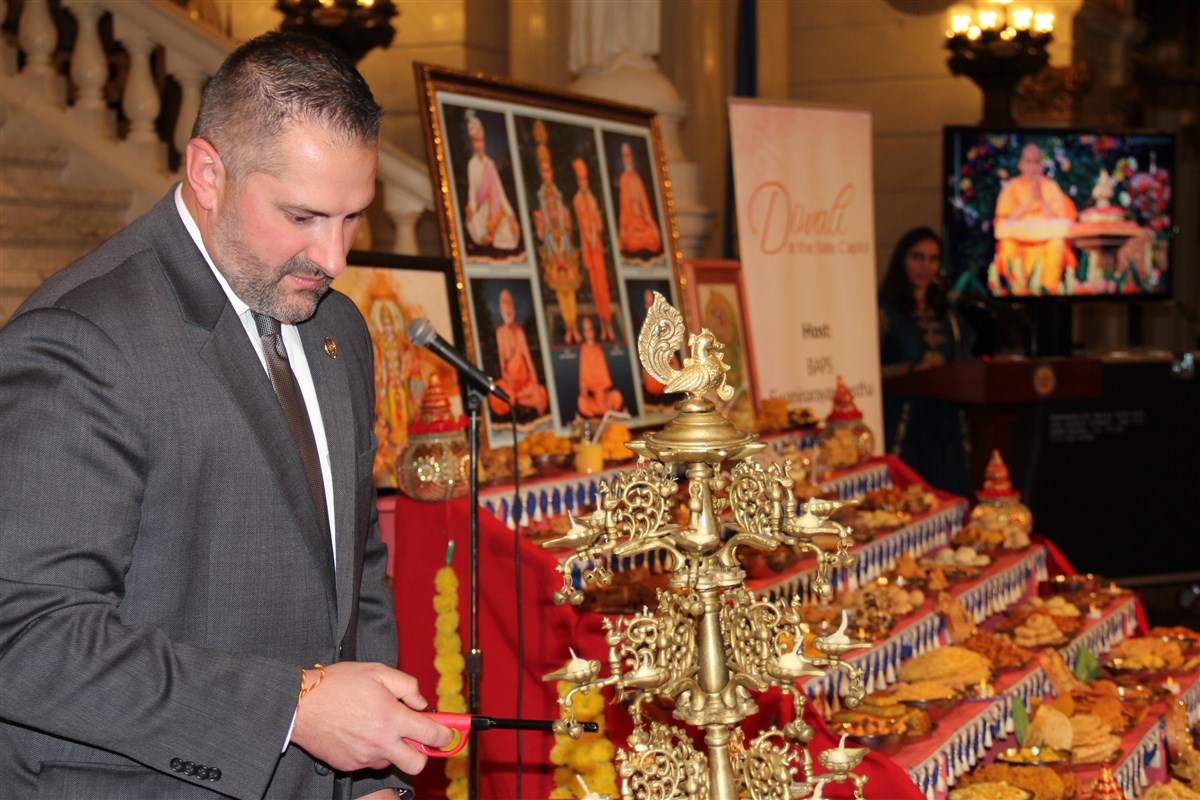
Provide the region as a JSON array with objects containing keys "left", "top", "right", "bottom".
[
  {"left": 967, "top": 495, "right": 1033, "bottom": 550},
  {"left": 818, "top": 375, "right": 875, "bottom": 468},
  {"left": 964, "top": 449, "right": 1033, "bottom": 549},
  {"left": 817, "top": 417, "right": 874, "bottom": 469}
]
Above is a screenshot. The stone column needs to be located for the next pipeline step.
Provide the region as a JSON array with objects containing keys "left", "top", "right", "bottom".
[{"left": 567, "top": 0, "right": 714, "bottom": 258}]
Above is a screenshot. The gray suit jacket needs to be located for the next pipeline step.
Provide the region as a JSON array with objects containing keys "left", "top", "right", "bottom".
[{"left": 0, "top": 190, "right": 404, "bottom": 798}]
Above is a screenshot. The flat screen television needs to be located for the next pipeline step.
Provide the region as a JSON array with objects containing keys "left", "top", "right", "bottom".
[{"left": 942, "top": 126, "right": 1176, "bottom": 301}]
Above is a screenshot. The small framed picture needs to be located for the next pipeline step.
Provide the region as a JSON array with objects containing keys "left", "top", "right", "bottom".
[
  {"left": 337, "top": 252, "right": 463, "bottom": 487},
  {"left": 683, "top": 259, "right": 758, "bottom": 415}
]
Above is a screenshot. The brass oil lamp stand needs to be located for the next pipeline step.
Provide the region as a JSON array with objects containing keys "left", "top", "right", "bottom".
[{"left": 541, "top": 294, "right": 872, "bottom": 800}]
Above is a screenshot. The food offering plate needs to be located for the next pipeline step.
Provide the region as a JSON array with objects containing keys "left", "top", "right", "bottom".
[
  {"left": 836, "top": 723, "right": 938, "bottom": 756},
  {"left": 838, "top": 509, "right": 898, "bottom": 543},
  {"left": 1070, "top": 747, "right": 1123, "bottom": 768},
  {"left": 963, "top": 678, "right": 1001, "bottom": 702},
  {"left": 903, "top": 719, "right": 939, "bottom": 746},
  {"left": 1148, "top": 630, "right": 1200, "bottom": 656},
  {"left": 919, "top": 559, "right": 985, "bottom": 585},
  {"left": 890, "top": 574, "right": 928, "bottom": 593},
  {"left": 1040, "top": 574, "right": 1130, "bottom": 607},
  {"left": 996, "top": 745, "right": 1073, "bottom": 773},
  {"left": 898, "top": 693, "right": 963, "bottom": 722},
  {"left": 1043, "top": 573, "right": 1102, "bottom": 594},
  {"left": 948, "top": 786, "right": 1035, "bottom": 800},
  {"left": 961, "top": 633, "right": 1037, "bottom": 676},
  {"left": 994, "top": 628, "right": 1070, "bottom": 651},
  {"left": 1113, "top": 682, "right": 1167, "bottom": 703},
  {"left": 995, "top": 609, "right": 1077, "bottom": 649},
  {"left": 532, "top": 452, "right": 574, "bottom": 476},
  {"left": 1104, "top": 655, "right": 1200, "bottom": 685}
]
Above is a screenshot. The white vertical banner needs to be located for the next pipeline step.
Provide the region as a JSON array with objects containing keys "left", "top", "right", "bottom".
[{"left": 728, "top": 99, "right": 882, "bottom": 449}]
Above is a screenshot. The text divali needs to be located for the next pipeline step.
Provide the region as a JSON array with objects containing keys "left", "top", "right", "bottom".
[{"left": 744, "top": 182, "right": 871, "bottom": 257}]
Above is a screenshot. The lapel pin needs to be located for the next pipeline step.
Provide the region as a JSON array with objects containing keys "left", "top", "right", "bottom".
[{"left": 324, "top": 337, "right": 338, "bottom": 359}]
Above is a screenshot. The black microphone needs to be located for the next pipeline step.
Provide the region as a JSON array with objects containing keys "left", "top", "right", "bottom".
[{"left": 406, "top": 318, "right": 509, "bottom": 403}]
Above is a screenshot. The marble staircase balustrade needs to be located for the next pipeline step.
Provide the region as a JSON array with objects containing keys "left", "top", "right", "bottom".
[{"left": 0, "top": 0, "right": 432, "bottom": 324}]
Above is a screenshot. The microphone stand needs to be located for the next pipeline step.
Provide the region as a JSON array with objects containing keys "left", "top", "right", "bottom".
[{"left": 464, "top": 385, "right": 484, "bottom": 800}]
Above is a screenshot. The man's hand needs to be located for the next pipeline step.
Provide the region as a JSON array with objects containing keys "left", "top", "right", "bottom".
[{"left": 291, "top": 662, "right": 452, "bottom": 776}]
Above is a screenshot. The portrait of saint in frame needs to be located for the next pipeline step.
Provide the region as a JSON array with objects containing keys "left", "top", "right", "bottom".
[
  {"left": 514, "top": 115, "right": 594, "bottom": 348},
  {"left": 547, "top": 313, "right": 640, "bottom": 430},
  {"left": 566, "top": 146, "right": 623, "bottom": 346},
  {"left": 442, "top": 104, "right": 527, "bottom": 265},
  {"left": 468, "top": 277, "right": 553, "bottom": 430},
  {"left": 603, "top": 132, "right": 665, "bottom": 266}
]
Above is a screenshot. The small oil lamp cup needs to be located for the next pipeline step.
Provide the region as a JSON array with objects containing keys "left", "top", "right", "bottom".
[
  {"left": 813, "top": 636, "right": 870, "bottom": 658},
  {"left": 770, "top": 656, "right": 826, "bottom": 681},
  {"left": 818, "top": 736, "right": 868, "bottom": 772}
]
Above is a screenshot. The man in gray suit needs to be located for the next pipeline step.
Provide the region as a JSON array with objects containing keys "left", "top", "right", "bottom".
[{"left": 0, "top": 32, "right": 450, "bottom": 798}]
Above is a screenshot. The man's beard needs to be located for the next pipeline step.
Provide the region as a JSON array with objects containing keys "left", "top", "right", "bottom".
[{"left": 212, "top": 211, "right": 330, "bottom": 324}]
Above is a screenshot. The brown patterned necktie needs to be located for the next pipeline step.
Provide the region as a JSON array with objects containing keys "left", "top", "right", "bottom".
[{"left": 251, "top": 312, "right": 329, "bottom": 542}]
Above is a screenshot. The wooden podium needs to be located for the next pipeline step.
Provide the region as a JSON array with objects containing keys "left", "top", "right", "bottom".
[{"left": 882, "top": 357, "right": 1104, "bottom": 489}]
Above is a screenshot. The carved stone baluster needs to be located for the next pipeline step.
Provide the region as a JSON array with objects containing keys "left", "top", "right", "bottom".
[
  {"left": 384, "top": 198, "right": 424, "bottom": 255},
  {"left": 65, "top": 1, "right": 111, "bottom": 135},
  {"left": 114, "top": 26, "right": 163, "bottom": 167},
  {"left": 171, "top": 56, "right": 205, "bottom": 167},
  {"left": 18, "top": 0, "right": 59, "bottom": 98}
]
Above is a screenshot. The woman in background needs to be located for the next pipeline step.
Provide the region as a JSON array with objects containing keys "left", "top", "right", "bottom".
[{"left": 878, "top": 227, "right": 975, "bottom": 497}]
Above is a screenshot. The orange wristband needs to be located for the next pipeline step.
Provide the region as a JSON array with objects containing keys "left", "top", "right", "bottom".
[{"left": 297, "top": 663, "right": 326, "bottom": 705}]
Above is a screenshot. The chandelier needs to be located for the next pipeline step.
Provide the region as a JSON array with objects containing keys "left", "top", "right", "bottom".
[
  {"left": 945, "top": 1, "right": 1056, "bottom": 125},
  {"left": 275, "top": 0, "right": 398, "bottom": 64}
]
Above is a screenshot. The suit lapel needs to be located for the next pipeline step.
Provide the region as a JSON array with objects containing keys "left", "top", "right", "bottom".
[{"left": 152, "top": 192, "right": 338, "bottom": 628}]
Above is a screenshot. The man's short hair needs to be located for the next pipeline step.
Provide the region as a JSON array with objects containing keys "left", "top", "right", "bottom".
[{"left": 192, "top": 32, "right": 382, "bottom": 179}]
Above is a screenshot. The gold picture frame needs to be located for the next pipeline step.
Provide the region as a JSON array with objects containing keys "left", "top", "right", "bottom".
[
  {"left": 683, "top": 259, "right": 759, "bottom": 416},
  {"left": 414, "top": 63, "right": 687, "bottom": 446}
]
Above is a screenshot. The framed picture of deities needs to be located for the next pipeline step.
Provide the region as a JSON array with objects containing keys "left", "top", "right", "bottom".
[
  {"left": 414, "top": 62, "right": 687, "bottom": 446},
  {"left": 337, "top": 251, "right": 463, "bottom": 488},
  {"left": 682, "top": 259, "right": 758, "bottom": 418}
]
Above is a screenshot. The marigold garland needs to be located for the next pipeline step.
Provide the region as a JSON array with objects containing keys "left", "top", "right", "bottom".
[
  {"left": 549, "top": 670, "right": 617, "bottom": 798},
  {"left": 434, "top": 556, "right": 468, "bottom": 800}
]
